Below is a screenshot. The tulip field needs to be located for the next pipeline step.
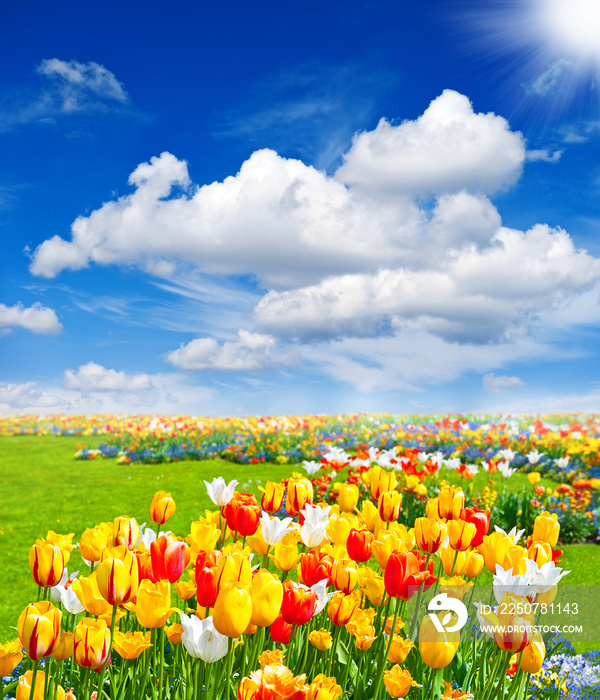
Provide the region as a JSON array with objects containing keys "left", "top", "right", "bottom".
[{"left": 1, "top": 414, "right": 600, "bottom": 700}]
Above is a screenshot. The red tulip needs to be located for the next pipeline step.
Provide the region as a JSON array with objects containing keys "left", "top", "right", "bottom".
[
  {"left": 346, "top": 529, "right": 374, "bottom": 563},
  {"left": 460, "top": 507, "right": 491, "bottom": 548},
  {"left": 384, "top": 550, "right": 437, "bottom": 600},
  {"left": 281, "top": 582, "right": 317, "bottom": 625},
  {"left": 151, "top": 536, "right": 187, "bottom": 583}
]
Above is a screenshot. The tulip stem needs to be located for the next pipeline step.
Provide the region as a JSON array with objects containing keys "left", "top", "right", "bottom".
[
  {"left": 28, "top": 660, "right": 38, "bottom": 700},
  {"left": 158, "top": 626, "right": 166, "bottom": 700},
  {"left": 225, "top": 637, "right": 234, "bottom": 700},
  {"left": 373, "top": 599, "right": 400, "bottom": 700},
  {"left": 97, "top": 603, "right": 118, "bottom": 700},
  {"left": 327, "top": 625, "right": 342, "bottom": 677}
]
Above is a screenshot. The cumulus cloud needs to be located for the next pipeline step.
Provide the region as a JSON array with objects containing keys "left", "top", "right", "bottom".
[
  {"left": 0, "top": 382, "right": 69, "bottom": 411},
  {"left": 483, "top": 373, "right": 525, "bottom": 393},
  {"left": 255, "top": 225, "right": 600, "bottom": 343},
  {"left": 29, "top": 91, "right": 525, "bottom": 288},
  {"left": 63, "top": 362, "right": 154, "bottom": 391},
  {"left": 335, "top": 90, "right": 525, "bottom": 195},
  {"left": 25, "top": 88, "right": 600, "bottom": 387},
  {"left": 0, "top": 302, "right": 62, "bottom": 334},
  {"left": 166, "top": 329, "right": 300, "bottom": 371}
]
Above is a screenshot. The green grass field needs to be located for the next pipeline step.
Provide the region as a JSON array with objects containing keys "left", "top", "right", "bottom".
[{"left": 1, "top": 434, "right": 598, "bottom": 647}]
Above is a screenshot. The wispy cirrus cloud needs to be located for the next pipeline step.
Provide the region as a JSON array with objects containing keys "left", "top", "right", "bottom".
[
  {"left": 216, "top": 60, "right": 399, "bottom": 170},
  {"left": 0, "top": 59, "right": 129, "bottom": 131}
]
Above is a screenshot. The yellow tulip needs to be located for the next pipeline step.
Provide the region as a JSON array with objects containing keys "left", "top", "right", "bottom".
[
  {"left": 532, "top": 511, "right": 560, "bottom": 548},
  {"left": 112, "top": 630, "right": 153, "bottom": 659},
  {"left": 478, "top": 532, "right": 513, "bottom": 573},
  {"left": 74, "top": 618, "right": 110, "bottom": 670},
  {"left": 437, "top": 545, "right": 467, "bottom": 577},
  {"left": 247, "top": 527, "right": 269, "bottom": 556},
  {"left": 383, "top": 666, "right": 420, "bottom": 698},
  {"left": 358, "top": 501, "right": 380, "bottom": 531},
  {"left": 213, "top": 582, "right": 253, "bottom": 638},
  {"left": 378, "top": 491, "right": 403, "bottom": 523},
  {"left": 362, "top": 574, "right": 386, "bottom": 607},
  {"left": 16, "top": 671, "right": 69, "bottom": 700},
  {"left": 17, "top": 601, "right": 61, "bottom": 661},
  {"left": 96, "top": 546, "right": 139, "bottom": 605},
  {"left": 337, "top": 484, "right": 359, "bottom": 513},
  {"left": 437, "top": 486, "right": 464, "bottom": 520},
  {"left": 447, "top": 520, "right": 477, "bottom": 551},
  {"left": 425, "top": 498, "right": 439, "bottom": 519},
  {"left": 51, "top": 632, "right": 74, "bottom": 661},
  {"left": 331, "top": 559, "right": 358, "bottom": 595},
  {"left": 175, "top": 579, "right": 196, "bottom": 601},
  {"left": 79, "top": 523, "right": 113, "bottom": 562},
  {"left": 186, "top": 521, "right": 220, "bottom": 556},
  {"left": 388, "top": 635, "right": 414, "bottom": 663},
  {"left": 150, "top": 489, "right": 176, "bottom": 524},
  {"left": 215, "top": 551, "right": 253, "bottom": 591},
  {"left": 269, "top": 542, "right": 301, "bottom": 572},
  {"left": 309, "top": 629, "right": 332, "bottom": 651},
  {"left": 502, "top": 545, "right": 528, "bottom": 575},
  {"left": 165, "top": 623, "right": 184, "bottom": 645},
  {"left": 527, "top": 472, "right": 541, "bottom": 485},
  {"left": 327, "top": 517, "right": 352, "bottom": 546},
  {"left": 527, "top": 541, "right": 553, "bottom": 566},
  {"left": 369, "top": 466, "right": 397, "bottom": 499},
  {"left": 29, "top": 542, "right": 65, "bottom": 588},
  {"left": 250, "top": 569, "right": 283, "bottom": 627},
  {"left": 419, "top": 613, "right": 459, "bottom": 668},
  {"left": 414, "top": 518, "right": 447, "bottom": 554},
  {"left": 520, "top": 630, "right": 545, "bottom": 673},
  {"left": 307, "top": 674, "right": 343, "bottom": 700},
  {"left": 113, "top": 515, "right": 140, "bottom": 549},
  {"left": 371, "top": 529, "right": 403, "bottom": 569},
  {"left": 71, "top": 572, "right": 111, "bottom": 616},
  {"left": 0, "top": 639, "right": 23, "bottom": 676},
  {"left": 464, "top": 550, "right": 484, "bottom": 579},
  {"left": 328, "top": 593, "right": 359, "bottom": 626},
  {"left": 126, "top": 579, "right": 179, "bottom": 628}
]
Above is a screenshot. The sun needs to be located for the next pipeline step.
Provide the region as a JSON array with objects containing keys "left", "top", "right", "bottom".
[
  {"left": 538, "top": 0, "right": 600, "bottom": 64},
  {"left": 461, "top": 0, "right": 600, "bottom": 121}
]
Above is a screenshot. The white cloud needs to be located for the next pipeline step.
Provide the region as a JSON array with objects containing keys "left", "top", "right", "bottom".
[
  {"left": 0, "top": 59, "right": 128, "bottom": 130},
  {"left": 482, "top": 373, "right": 525, "bottom": 393},
  {"left": 525, "top": 59, "right": 575, "bottom": 97},
  {"left": 526, "top": 149, "right": 563, "bottom": 162},
  {"left": 29, "top": 91, "right": 525, "bottom": 288},
  {"left": 300, "top": 331, "right": 555, "bottom": 393},
  {"left": 0, "top": 373, "right": 219, "bottom": 415},
  {"left": 0, "top": 382, "right": 69, "bottom": 411},
  {"left": 255, "top": 225, "right": 600, "bottom": 343},
  {"left": 166, "top": 329, "right": 300, "bottom": 371},
  {"left": 37, "top": 59, "right": 128, "bottom": 106},
  {"left": 63, "top": 362, "right": 154, "bottom": 392},
  {"left": 0, "top": 302, "right": 62, "bottom": 334},
  {"left": 335, "top": 90, "right": 525, "bottom": 195}
]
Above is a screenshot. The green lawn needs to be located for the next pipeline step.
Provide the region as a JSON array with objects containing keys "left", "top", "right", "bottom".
[{"left": 0, "top": 434, "right": 597, "bottom": 647}]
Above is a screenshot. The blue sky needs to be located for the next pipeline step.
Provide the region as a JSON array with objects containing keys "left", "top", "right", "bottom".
[{"left": 2, "top": 0, "right": 600, "bottom": 416}]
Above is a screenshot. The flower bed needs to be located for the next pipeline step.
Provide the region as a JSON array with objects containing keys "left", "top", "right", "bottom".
[{"left": 2, "top": 453, "right": 599, "bottom": 699}]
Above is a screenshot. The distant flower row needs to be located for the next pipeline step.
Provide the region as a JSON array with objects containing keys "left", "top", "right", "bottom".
[{"left": 3, "top": 413, "right": 600, "bottom": 482}]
